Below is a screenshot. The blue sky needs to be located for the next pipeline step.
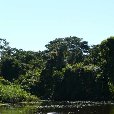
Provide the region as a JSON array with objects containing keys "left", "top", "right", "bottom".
[{"left": 0, "top": 0, "right": 114, "bottom": 51}]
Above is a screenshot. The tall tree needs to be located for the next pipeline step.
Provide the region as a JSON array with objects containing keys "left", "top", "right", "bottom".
[
  {"left": 100, "top": 37, "right": 114, "bottom": 83},
  {"left": 45, "top": 36, "right": 89, "bottom": 65}
]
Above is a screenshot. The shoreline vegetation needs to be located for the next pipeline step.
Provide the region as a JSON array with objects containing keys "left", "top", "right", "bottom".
[{"left": 0, "top": 36, "right": 114, "bottom": 103}]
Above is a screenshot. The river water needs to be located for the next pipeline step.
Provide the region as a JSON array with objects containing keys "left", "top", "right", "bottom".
[{"left": 0, "top": 101, "right": 114, "bottom": 114}]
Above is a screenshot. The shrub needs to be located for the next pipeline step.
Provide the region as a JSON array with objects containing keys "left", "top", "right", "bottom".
[{"left": 0, "top": 77, "right": 38, "bottom": 103}]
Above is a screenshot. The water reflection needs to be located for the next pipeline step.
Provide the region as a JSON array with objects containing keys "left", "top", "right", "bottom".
[
  {"left": 0, "top": 105, "right": 36, "bottom": 114},
  {"left": 0, "top": 102, "right": 114, "bottom": 114},
  {"left": 36, "top": 105, "right": 113, "bottom": 114},
  {"left": 36, "top": 101, "right": 114, "bottom": 114}
]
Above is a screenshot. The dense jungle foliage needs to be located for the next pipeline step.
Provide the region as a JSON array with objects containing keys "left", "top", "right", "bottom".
[{"left": 0, "top": 36, "right": 114, "bottom": 102}]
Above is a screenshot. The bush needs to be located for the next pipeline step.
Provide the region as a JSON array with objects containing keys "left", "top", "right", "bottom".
[{"left": 0, "top": 77, "right": 38, "bottom": 103}]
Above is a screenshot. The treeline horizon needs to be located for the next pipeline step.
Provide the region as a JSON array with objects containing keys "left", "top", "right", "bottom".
[{"left": 0, "top": 36, "right": 114, "bottom": 102}]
